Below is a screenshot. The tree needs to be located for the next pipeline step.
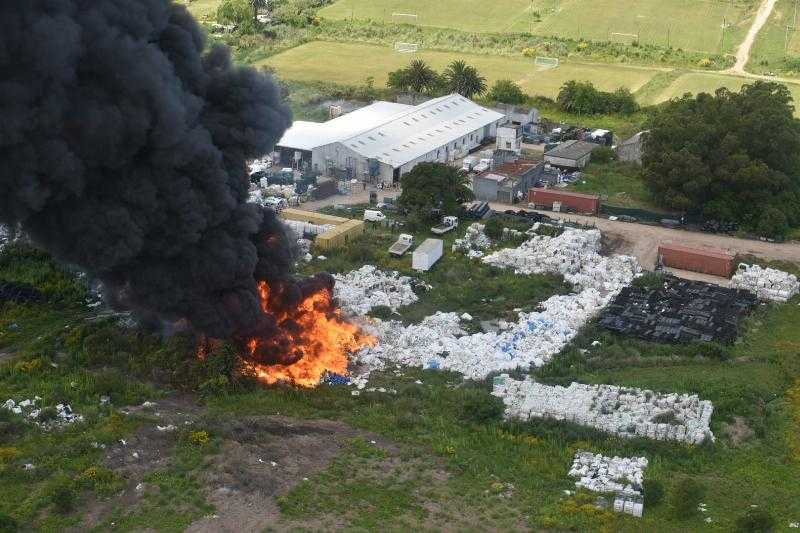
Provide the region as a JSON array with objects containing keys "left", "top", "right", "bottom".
[
  {"left": 216, "top": 0, "right": 254, "bottom": 31},
  {"left": 735, "top": 508, "right": 776, "bottom": 532},
  {"left": 398, "top": 163, "right": 474, "bottom": 216},
  {"left": 250, "top": 0, "right": 267, "bottom": 22},
  {"left": 387, "top": 59, "right": 439, "bottom": 94},
  {"left": 556, "top": 80, "right": 638, "bottom": 115},
  {"left": 643, "top": 82, "right": 800, "bottom": 237},
  {"left": 487, "top": 79, "right": 528, "bottom": 105},
  {"left": 444, "top": 60, "right": 487, "bottom": 98},
  {"left": 668, "top": 478, "right": 705, "bottom": 519}
]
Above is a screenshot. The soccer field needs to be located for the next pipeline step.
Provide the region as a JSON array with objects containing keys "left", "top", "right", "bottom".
[
  {"left": 259, "top": 41, "right": 663, "bottom": 98},
  {"left": 319, "top": 0, "right": 755, "bottom": 54}
]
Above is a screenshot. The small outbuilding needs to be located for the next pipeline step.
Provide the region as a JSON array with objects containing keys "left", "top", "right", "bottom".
[
  {"left": 473, "top": 159, "right": 543, "bottom": 203},
  {"left": 544, "top": 140, "right": 598, "bottom": 169},
  {"left": 616, "top": 131, "right": 647, "bottom": 165}
]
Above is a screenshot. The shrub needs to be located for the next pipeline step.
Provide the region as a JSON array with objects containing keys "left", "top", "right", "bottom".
[
  {"left": 631, "top": 271, "right": 665, "bottom": 290},
  {"left": 188, "top": 430, "right": 210, "bottom": 446},
  {"left": 487, "top": 79, "right": 528, "bottom": 105},
  {"left": 668, "top": 477, "right": 705, "bottom": 519},
  {"left": 592, "top": 146, "right": 616, "bottom": 164},
  {"left": 483, "top": 218, "right": 504, "bottom": 240},
  {"left": 643, "top": 479, "right": 665, "bottom": 506},
  {"left": 369, "top": 305, "right": 393, "bottom": 320},
  {"left": 735, "top": 508, "right": 776, "bottom": 532},
  {"left": 50, "top": 479, "right": 77, "bottom": 514},
  {"left": 459, "top": 392, "right": 504, "bottom": 423},
  {"left": 0, "top": 513, "right": 17, "bottom": 533}
]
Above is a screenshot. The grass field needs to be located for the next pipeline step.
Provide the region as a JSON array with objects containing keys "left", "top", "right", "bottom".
[
  {"left": 260, "top": 41, "right": 664, "bottom": 98},
  {"left": 2, "top": 225, "right": 799, "bottom": 530},
  {"left": 748, "top": 0, "right": 800, "bottom": 73},
  {"left": 566, "top": 161, "right": 658, "bottom": 209},
  {"left": 320, "top": 0, "right": 755, "bottom": 54},
  {"left": 651, "top": 71, "right": 800, "bottom": 104}
]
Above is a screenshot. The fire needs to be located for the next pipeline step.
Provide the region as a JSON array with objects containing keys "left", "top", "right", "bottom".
[{"left": 244, "top": 280, "right": 375, "bottom": 388}]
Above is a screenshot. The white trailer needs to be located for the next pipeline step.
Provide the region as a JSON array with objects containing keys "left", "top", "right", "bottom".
[{"left": 412, "top": 239, "right": 443, "bottom": 271}]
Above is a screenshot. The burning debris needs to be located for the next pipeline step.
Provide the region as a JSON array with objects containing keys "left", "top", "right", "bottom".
[
  {"left": 0, "top": 0, "right": 380, "bottom": 385},
  {"left": 240, "top": 275, "right": 375, "bottom": 388}
]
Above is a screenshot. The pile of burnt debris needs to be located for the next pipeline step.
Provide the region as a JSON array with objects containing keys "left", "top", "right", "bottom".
[
  {"left": 598, "top": 276, "right": 758, "bottom": 344},
  {"left": 0, "top": 281, "right": 44, "bottom": 304}
]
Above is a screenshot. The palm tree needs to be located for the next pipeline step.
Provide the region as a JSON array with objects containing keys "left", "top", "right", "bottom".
[
  {"left": 444, "top": 60, "right": 487, "bottom": 99},
  {"left": 405, "top": 59, "right": 439, "bottom": 94}
]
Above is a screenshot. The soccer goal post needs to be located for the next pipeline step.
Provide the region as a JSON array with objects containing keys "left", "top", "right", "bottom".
[
  {"left": 394, "top": 42, "right": 420, "bottom": 53},
  {"left": 609, "top": 32, "right": 639, "bottom": 45},
  {"left": 534, "top": 56, "right": 559, "bottom": 70},
  {"left": 391, "top": 12, "right": 419, "bottom": 24}
]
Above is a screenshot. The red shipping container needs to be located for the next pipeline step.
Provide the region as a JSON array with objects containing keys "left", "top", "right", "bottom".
[
  {"left": 658, "top": 243, "right": 735, "bottom": 278},
  {"left": 528, "top": 189, "right": 600, "bottom": 214}
]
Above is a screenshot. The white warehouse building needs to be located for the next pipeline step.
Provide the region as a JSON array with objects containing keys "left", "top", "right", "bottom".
[{"left": 276, "top": 94, "right": 506, "bottom": 185}]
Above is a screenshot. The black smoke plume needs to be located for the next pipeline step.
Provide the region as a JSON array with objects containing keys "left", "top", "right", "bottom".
[{"left": 0, "top": 0, "right": 297, "bottom": 341}]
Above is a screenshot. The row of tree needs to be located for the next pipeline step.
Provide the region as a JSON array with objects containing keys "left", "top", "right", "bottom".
[
  {"left": 387, "top": 59, "right": 488, "bottom": 98},
  {"left": 556, "top": 80, "right": 638, "bottom": 115}
]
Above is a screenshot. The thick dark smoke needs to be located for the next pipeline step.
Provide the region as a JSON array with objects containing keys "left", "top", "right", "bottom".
[{"left": 0, "top": 0, "right": 295, "bottom": 340}]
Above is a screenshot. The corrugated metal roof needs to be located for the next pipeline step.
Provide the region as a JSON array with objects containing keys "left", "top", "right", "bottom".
[
  {"left": 544, "top": 139, "right": 598, "bottom": 160},
  {"left": 276, "top": 101, "right": 413, "bottom": 151},
  {"left": 343, "top": 94, "right": 505, "bottom": 168}
]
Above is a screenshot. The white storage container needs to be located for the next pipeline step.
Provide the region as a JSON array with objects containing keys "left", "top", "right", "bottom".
[{"left": 412, "top": 239, "right": 443, "bottom": 271}]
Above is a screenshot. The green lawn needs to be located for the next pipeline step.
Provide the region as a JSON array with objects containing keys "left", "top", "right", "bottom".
[
  {"left": 320, "top": 0, "right": 756, "bottom": 54},
  {"left": 2, "top": 232, "right": 800, "bottom": 530},
  {"left": 566, "top": 161, "right": 657, "bottom": 209},
  {"left": 260, "top": 41, "right": 663, "bottom": 99}
]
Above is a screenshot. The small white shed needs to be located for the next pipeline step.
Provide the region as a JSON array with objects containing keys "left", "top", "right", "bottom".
[{"left": 412, "top": 239, "right": 444, "bottom": 271}]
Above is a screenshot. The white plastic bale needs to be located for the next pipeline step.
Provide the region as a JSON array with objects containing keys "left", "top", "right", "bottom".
[
  {"left": 333, "top": 265, "right": 423, "bottom": 316},
  {"left": 493, "top": 375, "right": 715, "bottom": 444}
]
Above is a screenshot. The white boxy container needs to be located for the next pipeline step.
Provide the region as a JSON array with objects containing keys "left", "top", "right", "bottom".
[{"left": 412, "top": 238, "right": 443, "bottom": 271}]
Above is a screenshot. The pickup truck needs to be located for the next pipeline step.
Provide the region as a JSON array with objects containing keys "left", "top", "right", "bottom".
[
  {"left": 431, "top": 216, "right": 459, "bottom": 235},
  {"left": 389, "top": 234, "right": 414, "bottom": 257}
]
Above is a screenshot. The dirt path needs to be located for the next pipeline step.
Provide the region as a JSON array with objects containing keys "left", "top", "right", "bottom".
[
  {"left": 488, "top": 202, "right": 800, "bottom": 269},
  {"left": 732, "top": 0, "right": 779, "bottom": 74}
]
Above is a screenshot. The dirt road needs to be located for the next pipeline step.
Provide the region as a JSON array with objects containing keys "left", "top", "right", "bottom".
[
  {"left": 489, "top": 203, "right": 800, "bottom": 269},
  {"left": 732, "top": 0, "right": 778, "bottom": 74}
]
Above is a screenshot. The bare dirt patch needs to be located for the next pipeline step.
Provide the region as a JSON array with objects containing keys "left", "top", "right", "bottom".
[
  {"left": 187, "top": 415, "right": 398, "bottom": 532},
  {"left": 722, "top": 416, "right": 755, "bottom": 446}
]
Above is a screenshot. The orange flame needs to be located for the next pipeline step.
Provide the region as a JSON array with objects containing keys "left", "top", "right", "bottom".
[{"left": 244, "top": 281, "right": 375, "bottom": 387}]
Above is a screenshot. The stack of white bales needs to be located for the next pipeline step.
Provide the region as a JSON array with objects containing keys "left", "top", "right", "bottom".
[
  {"left": 452, "top": 223, "right": 492, "bottom": 258},
  {"left": 283, "top": 219, "right": 335, "bottom": 238},
  {"left": 355, "top": 227, "right": 640, "bottom": 381},
  {"left": 333, "top": 265, "right": 420, "bottom": 316},
  {"left": 569, "top": 451, "right": 647, "bottom": 496},
  {"left": 731, "top": 263, "right": 799, "bottom": 302},
  {"left": 482, "top": 228, "right": 639, "bottom": 295},
  {"left": 492, "top": 375, "right": 714, "bottom": 444},
  {"left": 358, "top": 289, "right": 607, "bottom": 380}
]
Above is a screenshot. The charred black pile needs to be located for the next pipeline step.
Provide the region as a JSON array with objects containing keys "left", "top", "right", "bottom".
[
  {"left": 0, "top": 281, "right": 44, "bottom": 304},
  {"left": 598, "top": 276, "right": 758, "bottom": 344}
]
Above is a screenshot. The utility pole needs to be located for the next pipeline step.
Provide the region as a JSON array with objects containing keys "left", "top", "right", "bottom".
[
  {"left": 667, "top": 26, "right": 670, "bottom": 48},
  {"left": 721, "top": 16, "right": 726, "bottom": 53},
  {"left": 786, "top": 24, "right": 792, "bottom": 55}
]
